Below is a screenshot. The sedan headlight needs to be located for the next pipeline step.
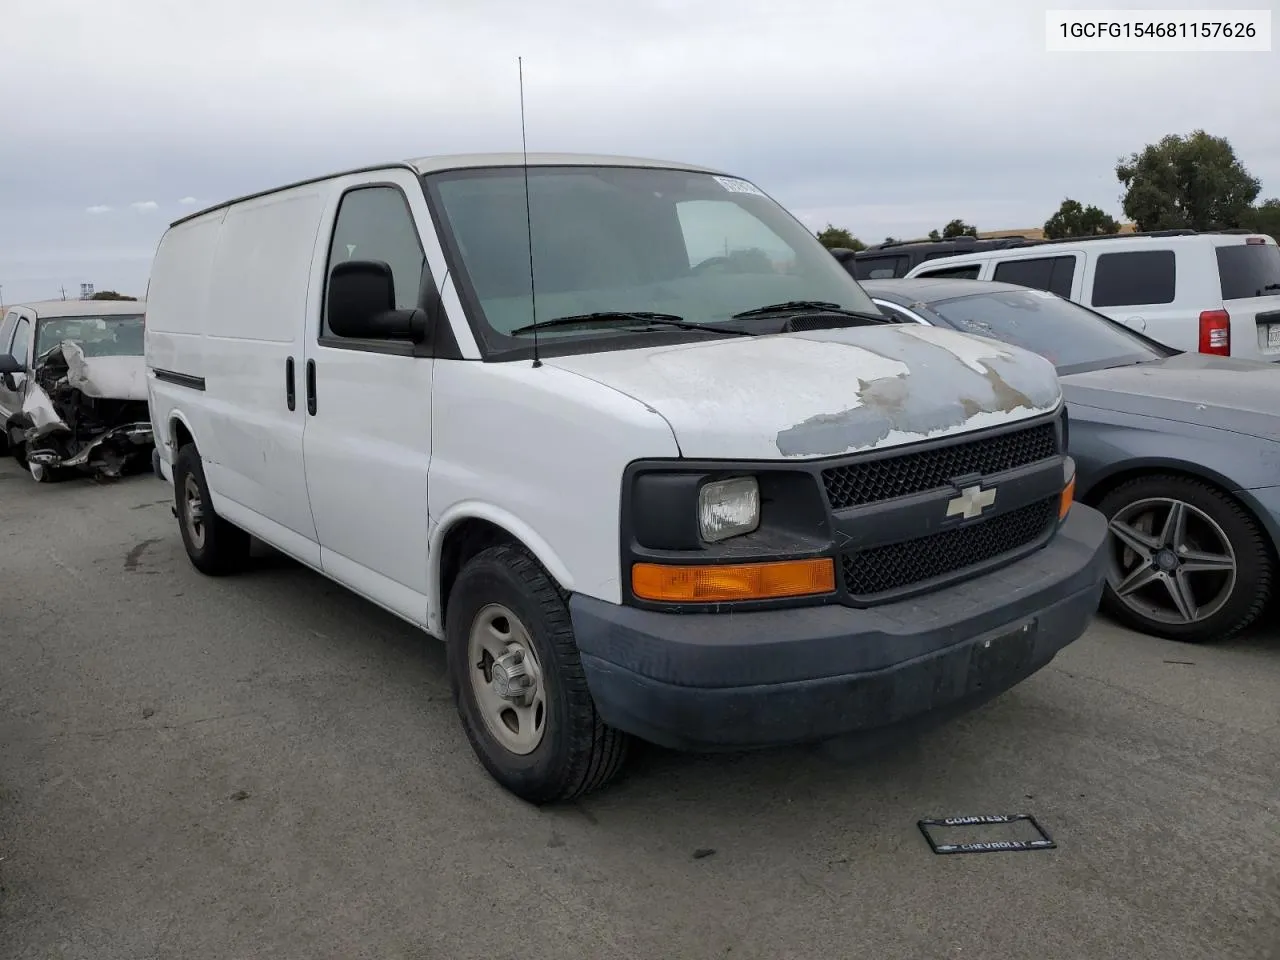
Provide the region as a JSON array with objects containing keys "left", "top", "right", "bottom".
[{"left": 698, "top": 477, "right": 760, "bottom": 542}]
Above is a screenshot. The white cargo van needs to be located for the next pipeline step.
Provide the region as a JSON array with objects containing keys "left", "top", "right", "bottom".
[{"left": 145, "top": 153, "right": 1107, "bottom": 802}]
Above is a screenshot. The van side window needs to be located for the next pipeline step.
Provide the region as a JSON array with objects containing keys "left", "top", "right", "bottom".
[
  {"left": 9, "top": 317, "right": 31, "bottom": 364},
  {"left": 325, "top": 186, "right": 426, "bottom": 337},
  {"left": 1091, "top": 250, "right": 1176, "bottom": 307},
  {"left": 993, "top": 255, "right": 1076, "bottom": 298}
]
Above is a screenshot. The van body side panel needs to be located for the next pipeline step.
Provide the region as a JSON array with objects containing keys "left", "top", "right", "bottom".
[
  {"left": 197, "top": 185, "right": 327, "bottom": 548},
  {"left": 145, "top": 210, "right": 224, "bottom": 467},
  {"left": 425, "top": 361, "right": 680, "bottom": 632}
]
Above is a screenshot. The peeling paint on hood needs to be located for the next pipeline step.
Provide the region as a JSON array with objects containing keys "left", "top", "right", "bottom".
[
  {"left": 544, "top": 324, "right": 1062, "bottom": 460},
  {"left": 58, "top": 340, "right": 149, "bottom": 401}
]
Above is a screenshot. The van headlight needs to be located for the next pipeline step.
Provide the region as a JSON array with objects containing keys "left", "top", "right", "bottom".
[{"left": 698, "top": 477, "right": 760, "bottom": 542}]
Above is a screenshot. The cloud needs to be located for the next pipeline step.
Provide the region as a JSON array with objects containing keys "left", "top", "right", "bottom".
[
  {"left": 1, "top": 0, "right": 1277, "bottom": 301},
  {"left": 85, "top": 204, "right": 111, "bottom": 214},
  {"left": 130, "top": 200, "right": 159, "bottom": 212},
  {"left": 178, "top": 196, "right": 198, "bottom": 205}
]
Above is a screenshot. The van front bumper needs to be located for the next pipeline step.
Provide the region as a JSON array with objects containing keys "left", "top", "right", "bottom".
[{"left": 570, "top": 504, "right": 1108, "bottom": 751}]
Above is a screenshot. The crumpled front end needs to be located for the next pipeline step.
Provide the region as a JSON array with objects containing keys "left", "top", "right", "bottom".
[{"left": 19, "top": 340, "right": 153, "bottom": 479}]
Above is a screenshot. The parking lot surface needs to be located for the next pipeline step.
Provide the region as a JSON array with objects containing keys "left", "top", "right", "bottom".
[{"left": 1, "top": 459, "right": 1277, "bottom": 960}]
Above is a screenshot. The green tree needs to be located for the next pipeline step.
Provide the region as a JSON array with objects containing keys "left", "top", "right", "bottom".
[
  {"left": 927, "top": 229, "right": 941, "bottom": 241},
  {"left": 883, "top": 236, "right": 898, "bottom": 244},
  {"left": 1116, "top": 130, "right": 1261, "bottom": 231},
  {"left": 1244, "top": 198, "right": 1280, "bottom": 241},
  {"left": 89, "top": 290, "right": 138, "bottom": 301},
  {"left": 1043, "top": 198, "right": 1120, "bottom": 239},
  {"left": 815, "top": 224, "right": 865, "bottom": 251},
  {"left": 941, "top": 219, "right": 978, "bottom": 239}
]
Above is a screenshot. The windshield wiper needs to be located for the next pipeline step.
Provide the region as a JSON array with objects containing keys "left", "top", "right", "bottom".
[
  {"left": 731, "top": 300, "right": 895, "bottom": 324},
  {"left": 510, "top": 311, "right": 756, "bottom": 336}
]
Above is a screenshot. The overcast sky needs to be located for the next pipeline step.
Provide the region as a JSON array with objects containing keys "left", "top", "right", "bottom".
[{"left": 1, "top": 0, "right": 1276, "bottom": 304}]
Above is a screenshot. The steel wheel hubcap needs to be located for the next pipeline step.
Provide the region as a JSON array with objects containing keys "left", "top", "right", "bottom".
[
  {"left": 1106, "top": 497, "right": 1237, "bottom": 626},
  {"left": 467, "top": 603, "right": 546, "bottom": 755},
  {"left": 183, "top": 475, "right": 206, "bottom": 550}
]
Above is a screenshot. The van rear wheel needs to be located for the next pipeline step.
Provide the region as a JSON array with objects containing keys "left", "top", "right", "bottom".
[
  {"left": 446, "top": 543, "right": 630, "bottom": 803},
  {"left": 173, "top": 444, "right": 250, "bottom": 576}
]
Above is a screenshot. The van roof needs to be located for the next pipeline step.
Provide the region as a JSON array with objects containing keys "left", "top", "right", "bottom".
[
  {"left": 9, "top": 299, "right": 146, "bottom": 318},
  {"left": 405, "top": 152, "right": 726, "bottom": 176},
  {"left": 171, "top": 153, "right": 730, "bottom": 228}
]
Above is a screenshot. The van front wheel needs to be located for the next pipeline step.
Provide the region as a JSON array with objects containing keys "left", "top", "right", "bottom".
[
  {"left": 447, "top": 544, "right": 629, "bottom": 803},
  {"left": 173, "top": 444, "right": 250, "bottom": 576}
]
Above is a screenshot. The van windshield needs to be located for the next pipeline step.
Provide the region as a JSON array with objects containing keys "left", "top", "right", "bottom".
[
  {"left": 35, "top": 314, "right": 145, "bottom": 359},
  {"left": 425, "top": 165, "right": 878, "bottom": 353}
]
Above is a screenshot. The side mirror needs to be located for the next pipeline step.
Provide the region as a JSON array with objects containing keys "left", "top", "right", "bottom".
[
  {"left": 328, "top": 259, "right": 427, "bottom": 342},
  {"left": 0, "top": 354, "right": 21, "bottom": 390}
]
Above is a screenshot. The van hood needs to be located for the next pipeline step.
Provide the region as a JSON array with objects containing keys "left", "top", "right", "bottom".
[
  {"left": 1062, "top": 352, "right": 1280, "bottom": 442},
  {"left": 544, "top": 324, "right": 1062, "bottom": 460}
]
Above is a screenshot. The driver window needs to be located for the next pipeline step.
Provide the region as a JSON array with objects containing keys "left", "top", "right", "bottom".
[
  {"left": 10, "top": 318, "right": 31, "bottom": 365},
  {"left": 675, "top": 200, "right": 793, "bottom": 273},
  {"left": 325, "top": 185, "right": 427, "bottom": 337}
]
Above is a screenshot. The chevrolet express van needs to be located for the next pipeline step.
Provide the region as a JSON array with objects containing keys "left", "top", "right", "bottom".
[{"left": 145, "top": 154, "right": 1108, "bottom": 803}]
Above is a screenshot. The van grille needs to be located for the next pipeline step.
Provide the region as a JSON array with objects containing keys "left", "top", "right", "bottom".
[
  {"left": 840, "top": 495, "right": 1058, "bottom": 599},
  {"left": 822, "top": 421, "right": 1058, "bottom": 510}
]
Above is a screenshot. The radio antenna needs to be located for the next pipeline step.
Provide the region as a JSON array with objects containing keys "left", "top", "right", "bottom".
[{"left": 519, "top": 56, "right": 541, "bottom": 368}]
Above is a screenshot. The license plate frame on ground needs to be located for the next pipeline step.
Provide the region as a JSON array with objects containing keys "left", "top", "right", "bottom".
[{"left": 917, "top": 814, "right": 1057, "bottom": 855}]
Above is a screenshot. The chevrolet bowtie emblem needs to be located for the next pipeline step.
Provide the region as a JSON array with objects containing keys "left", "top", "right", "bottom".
[{"left": 946, "top": 484, "right": 997, "bottom": 520}]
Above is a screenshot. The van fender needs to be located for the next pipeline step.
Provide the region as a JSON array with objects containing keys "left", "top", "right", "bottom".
[
  {"left": 426, "top": 500, "right": 576, "bottom": 636},
  {"left": 162, "top": 408, "right": 198, "bottom": 463}
]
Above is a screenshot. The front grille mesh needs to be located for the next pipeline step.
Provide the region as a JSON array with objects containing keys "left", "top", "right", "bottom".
[
  {"left": 841, "top": 496, "right": 1058, "bottom": 599},
  {"left": 822, "top": 421, "right": 1058, "bottom": 510}
]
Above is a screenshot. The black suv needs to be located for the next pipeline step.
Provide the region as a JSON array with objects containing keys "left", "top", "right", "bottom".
[{"left": 831, "top": 236, "right": 1032, "bottom": 280}]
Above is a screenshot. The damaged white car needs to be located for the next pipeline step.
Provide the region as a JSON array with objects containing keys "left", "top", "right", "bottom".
[{"left": 0, "top": 299, "right": 153, "bottom": 482}]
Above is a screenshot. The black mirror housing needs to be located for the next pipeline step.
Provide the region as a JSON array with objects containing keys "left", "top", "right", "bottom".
[
  {"left": 328, "top": 260, "right": 427, "bottom": 342},
  {"left": 0, "top": 354, "right": 22, "bottom": 376}
]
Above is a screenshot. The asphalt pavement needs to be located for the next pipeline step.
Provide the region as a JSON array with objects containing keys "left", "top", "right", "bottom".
[{"left": 1, "top": 456, "right": 1277, "bottom": 960}]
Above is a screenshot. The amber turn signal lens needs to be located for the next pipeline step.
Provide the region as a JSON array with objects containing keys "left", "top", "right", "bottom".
[
  {"left": 632, "top": 557, "right": 836, "bottom": 602},
  {"left": 1059, "top": 473, "right": 1076, "bottom": 520}
]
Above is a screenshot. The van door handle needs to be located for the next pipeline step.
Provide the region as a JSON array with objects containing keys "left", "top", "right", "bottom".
[
  {"left": 305, "top": 359, "right": 317, "bottom": 415},
  {"left": 285, "top": 357, "right": 296, "bottom": 411}
]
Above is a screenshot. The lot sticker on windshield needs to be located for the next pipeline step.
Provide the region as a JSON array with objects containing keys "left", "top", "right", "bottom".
[{"left": 713, "top": 176, "right": 766, "bottom": 197}]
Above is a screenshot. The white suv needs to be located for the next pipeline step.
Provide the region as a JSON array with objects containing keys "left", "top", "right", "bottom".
[{"left": 903, "top": 231, "right": 1280, "bottom": 362}]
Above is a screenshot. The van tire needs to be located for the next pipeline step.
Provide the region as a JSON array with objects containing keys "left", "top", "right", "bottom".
[
  {"left": 173, "top": 444, "right": 250, "bottom": 576},
  {"left": 446, "top": 543, "right": 630, "bottom": 803}
]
